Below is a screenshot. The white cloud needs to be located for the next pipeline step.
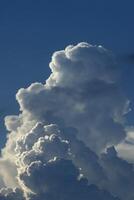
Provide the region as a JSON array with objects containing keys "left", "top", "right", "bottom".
[
  {"left": 0, "top": 42, "right": 133, "bottom": 200},
  {"left": 116, "top": 127, "right": 134, "bottom": 162}
]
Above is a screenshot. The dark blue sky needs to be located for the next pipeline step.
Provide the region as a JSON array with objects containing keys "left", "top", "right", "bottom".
[{"left": 0, "top": 0, "right": 134, "bottom": 147}]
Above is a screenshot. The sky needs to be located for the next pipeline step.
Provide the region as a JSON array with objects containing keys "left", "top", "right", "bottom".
[
  {"left": 0, "top": 0, "right": 134, "bottom": 146},
  {"left": 0, "top": 1, "right": 134, "bottom": 199}
]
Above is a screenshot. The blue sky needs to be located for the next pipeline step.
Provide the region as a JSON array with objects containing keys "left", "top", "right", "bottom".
[
  {"left": 0, "top": 2, "right": 134, "bottom": 199},
  {"left": 0, "top": 0, "right": 134, "bottom": 147}
]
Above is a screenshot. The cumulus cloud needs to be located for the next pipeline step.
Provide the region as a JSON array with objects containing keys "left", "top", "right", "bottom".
[
  {"left": 100, "top": 146, "right": 134, "bottom": 200},
  {"left": 0, "top": 42, "right": 133, "bottom": 200},
  {"left": 15, "top": 42, "right": 128, "bottom": 153},
  {"left": 116, "top": 127, "right": 134, "bottom": 162},
  {"left": 20, "top": 159, "right": 119, "bottom": 200}
]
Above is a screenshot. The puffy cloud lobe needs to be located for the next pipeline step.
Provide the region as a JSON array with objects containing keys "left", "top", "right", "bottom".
[
  {"left": 15, "top": 123, "right": 105, "bottom": 187},
  {"left": 2, "top": 123, "right": 119, "bottom": 200},
  {"left": 116, "top": 127, "right": 134, "bottom": 162},
  {"left": 16, "top": 42, "right": 128, "bottom": 152},
  {"left": 100, "top": 146, "right": 134, "bottom": 200},
  {"left": 0, "top": 42, "right": 133, "bottom": 200},
  {"left": 47, "top": 42, "right": 117, "bottom": 87},
  {"left": 20, "top": 159, "right": 119, "bottom": 200},
  {"left": 15, "top": 123, "right": 69, "bottom": 168}
]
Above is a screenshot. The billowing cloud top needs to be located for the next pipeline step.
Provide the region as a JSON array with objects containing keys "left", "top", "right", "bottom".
[{"left": 0, "top": 42, "right": 133, "bottom": 200}]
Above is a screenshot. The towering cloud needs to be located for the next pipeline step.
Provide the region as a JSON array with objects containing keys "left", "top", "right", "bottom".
[{"left": 0, "top": 42, "right": 133, "bottom": 200}]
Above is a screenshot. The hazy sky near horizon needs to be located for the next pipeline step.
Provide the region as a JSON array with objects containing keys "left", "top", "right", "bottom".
[{"left": 0, "top": 0, "right": 134, "bottom": 145}]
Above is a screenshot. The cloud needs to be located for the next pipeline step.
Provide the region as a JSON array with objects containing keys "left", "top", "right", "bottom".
[
  {"left": 1, "top": 123, "right": 119, "bottom": 200},
  {"left": 20, "top": 159, "right": 119, "bottom": 200},
  {"left": 0, "top": 42, "right": 133, "bottom": 200},
  {"left": 15, "top": 42, "right": 128, "bottom": 153},
  {"left": 0, "top": 188, "right": 24, "bottom": 200},
  {"left": 116, "top": 127, "right": 134, "bottom": 162},
  {"left": 100, "top": 146, "right": 134, "bottom": 200}
]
